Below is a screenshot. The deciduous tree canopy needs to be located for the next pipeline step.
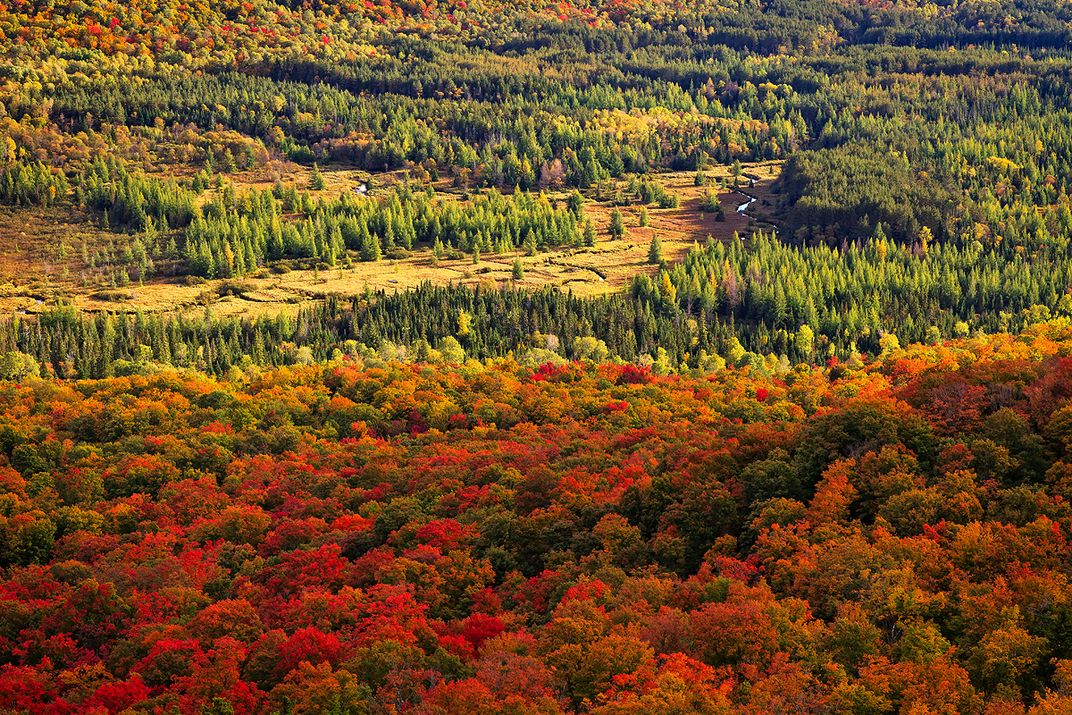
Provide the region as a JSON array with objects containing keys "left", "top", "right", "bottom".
[{"left": 1, "top": 324, "right": 1072, "bottom": 711}]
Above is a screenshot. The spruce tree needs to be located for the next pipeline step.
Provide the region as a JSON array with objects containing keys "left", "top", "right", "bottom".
[
  {"left": 361, "top": 231, "right": 381, "bottom": 262},
  {"left": 648, "top": 233, "right": 663, "bottom": 265},
  {"left": 567, "top": 190, "right": 584, "bottom": 221},
  {"left": 310, "top": 163, "right": 326, "bottom": 191},
  {"left": 609, "top": 209, "right": 625, "bottom": 240},
  {"left": 583, "top": 220, "right": 595, "bottom": 247}
]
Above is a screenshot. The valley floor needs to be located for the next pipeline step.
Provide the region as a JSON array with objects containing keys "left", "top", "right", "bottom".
[{"left": 0, "top": 161, "right": 782, "bottom": 318}]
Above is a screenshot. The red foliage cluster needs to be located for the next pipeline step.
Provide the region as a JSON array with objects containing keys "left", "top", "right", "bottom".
[{"left": 1, "top": 328, "right": 1072, "bottom": 712}]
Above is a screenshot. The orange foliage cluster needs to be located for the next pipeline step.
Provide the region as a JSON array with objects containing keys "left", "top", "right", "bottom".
[
  {"left": 1, "top": 325, "right": 1072, "bottom": 712},
  {"left": 0, "top": 0, "right": 727, "bottom": 61}
]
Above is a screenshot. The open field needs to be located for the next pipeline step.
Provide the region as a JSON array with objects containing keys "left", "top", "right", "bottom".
[
  {"left": 0, "top": 206, "right": 122, "bottom": 314},
  {"left": 0, "top": 161, "right": 781, "bottom": 317}
]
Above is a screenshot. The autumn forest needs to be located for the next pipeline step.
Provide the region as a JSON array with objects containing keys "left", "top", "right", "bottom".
[{"left": 2, "top": 0, "right": 1072, "bottom": 712}]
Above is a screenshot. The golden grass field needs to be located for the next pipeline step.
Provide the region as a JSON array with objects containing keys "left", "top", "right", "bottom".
[{"left": 0, "top": 161, "right": 781, "bottom": 318}]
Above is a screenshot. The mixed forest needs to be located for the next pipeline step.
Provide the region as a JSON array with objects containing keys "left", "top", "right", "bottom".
[
  {"left": 2, "top": 0, "right": 1072, "bottom": 712},
  {"left": 0, "top": 0, "right": 1071, "bottom": 372}
]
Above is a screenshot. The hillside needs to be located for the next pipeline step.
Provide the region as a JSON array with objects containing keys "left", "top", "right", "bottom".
[{"left": 3, "top": 1, "right": 1072, "bottom": 712}]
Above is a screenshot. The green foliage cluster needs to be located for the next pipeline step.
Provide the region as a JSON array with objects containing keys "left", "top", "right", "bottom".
[{"left": 0, "top": 161, "right": 68, "bottom": 207}]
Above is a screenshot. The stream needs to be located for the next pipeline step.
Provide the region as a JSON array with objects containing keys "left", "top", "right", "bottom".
[{"left": 734, "top": 187, "right": 777, "bottom": 235}]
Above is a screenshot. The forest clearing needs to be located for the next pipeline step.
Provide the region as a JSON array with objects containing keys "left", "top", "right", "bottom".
[{"left": 0, "top": 162, "right": 781, "bottom": 317}]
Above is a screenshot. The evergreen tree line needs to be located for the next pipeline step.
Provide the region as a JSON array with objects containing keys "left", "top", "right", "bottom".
[
  {"left": 70, "top": 161, "right": 586, "bottom": 278},
  {"left": 643, "top": 231, "right": 1072, "bottom": 359},
  {"left": 75, "top": 158, "right": 197, "bottom": 232},
  {"left": 181, "top": 183, "right": 585, "bottom": 278},
  {"left": 0, "top": 160, "right": 69, "bottom": 207},
  {"left": 7, "top": 239, "right": 1072, "bottom": 379},
  {"left": 42, "top": 66, "right": 782, "bottom": 189}
]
